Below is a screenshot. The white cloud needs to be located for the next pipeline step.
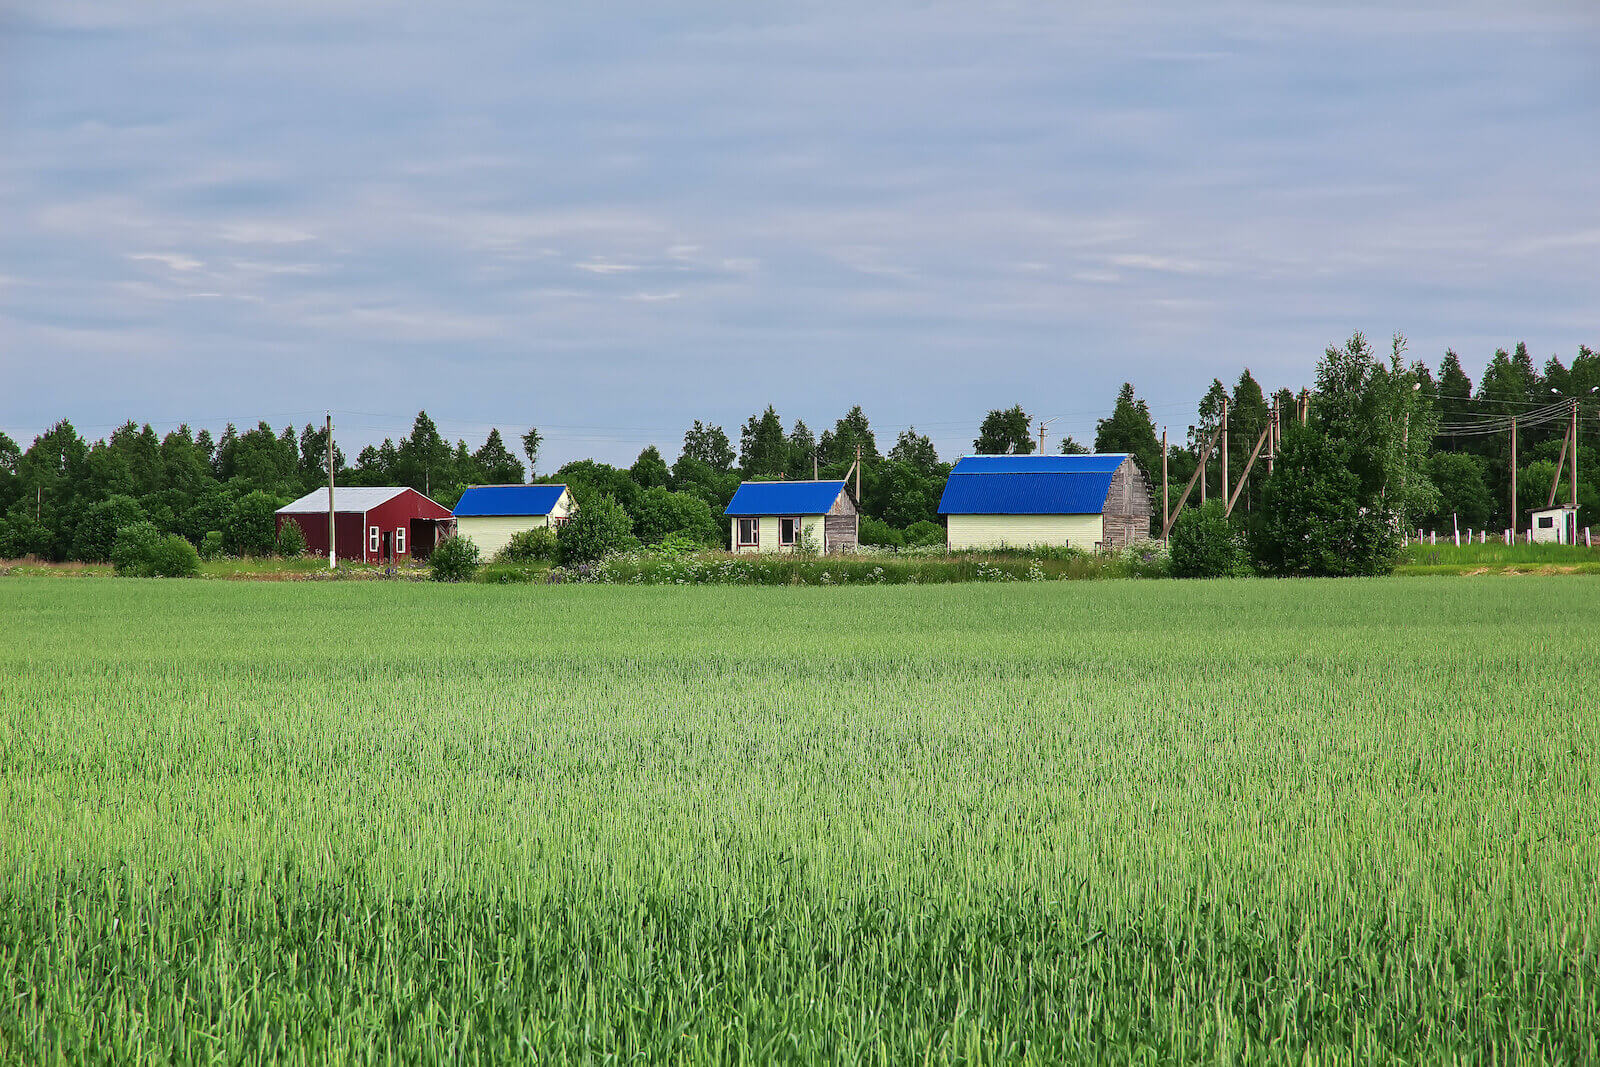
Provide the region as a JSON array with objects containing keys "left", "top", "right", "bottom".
[{"left": 126, "top": 252, "right": 204, "bottom": 271}]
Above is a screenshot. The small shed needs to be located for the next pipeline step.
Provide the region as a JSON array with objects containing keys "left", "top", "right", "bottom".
[
  {"left": 453, "top": 484, "right": 574, "bottom": 558},
  {"left": 938, "top": 454, "right": 1152, "bottom": 551},
  {"left": 276, "top": 487, "right": 455, "bottom": 562},
  {"left": 1530, "top": 504, "right": 1579, "bottom": 544},
  {"left": 724, "top": 480, "right": 858, "bottom": 553}
]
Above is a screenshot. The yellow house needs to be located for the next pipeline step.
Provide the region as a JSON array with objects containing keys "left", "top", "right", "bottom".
[
  {"left": 724, "top": 480, "right": 858, "bottom": 553},
  {"left": 938, "top": 454, "right": 1152, "bottom": 550},
  {"left": 451, "top": 484, "right": 573, "bottom": 558}
]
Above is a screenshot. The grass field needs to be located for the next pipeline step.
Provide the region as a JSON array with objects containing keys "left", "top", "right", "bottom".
[
  {"left": 3, "top": 578, "right": 1598, "bottom": 1062},
  {"left": 1396, "top": 541, "right": 1600, "bottom": 575}
]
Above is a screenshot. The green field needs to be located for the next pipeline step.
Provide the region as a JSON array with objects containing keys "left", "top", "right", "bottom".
[{"left": 3, "top": 578, "right": 1598, "bottom": 1062}]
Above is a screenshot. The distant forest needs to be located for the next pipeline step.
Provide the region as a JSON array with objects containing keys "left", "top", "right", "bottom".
[{"left": 2, "top": 336, "right": 1595, "bottom": 561}]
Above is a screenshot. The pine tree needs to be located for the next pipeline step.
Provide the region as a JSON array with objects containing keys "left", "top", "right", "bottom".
[
  {"left": 786, "top": 420, "right": 817, "bottom": 480},
  {"left": 739, "top": 406, "right": 788, "bottom": 478},
  {"left": 472, "top": 429, "right": 525, "bottom": 484},
  {"left": 1094, "top": 384, "right": 1162, "bottom": 480},
  {"left": 819, "top": 407, "right": 880, "bottom": 467}
]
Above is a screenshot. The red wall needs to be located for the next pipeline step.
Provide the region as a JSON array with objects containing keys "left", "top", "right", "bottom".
[{"left": 277, "top": 489, "right": 453, "bottom": 563}]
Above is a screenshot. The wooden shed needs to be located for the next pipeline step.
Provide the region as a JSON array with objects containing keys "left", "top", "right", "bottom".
[
  {"left": 937, "top": 454, "right": 1152, "bottom": 551},
  {"left": 724, "top": 480, "right": 858, "bottom": 553},
  {"left": 275, "top": 487, "right": 455, "bottom": 563},
  {"left": 452, "top": 484, "right": 573, "bottom": 559}
]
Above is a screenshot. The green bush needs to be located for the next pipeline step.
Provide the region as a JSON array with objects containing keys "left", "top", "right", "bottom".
[
  {"left": 72, "top": 495, "right": 147, "bottom": 563},
  {"left": 632, "top": 487, "right": 719, "bottom": 546},
  {"left": 1169, "top": 501, "right": 1246, "bottom": 578},
  {"left": 859, "top": 516, "right": 904, "bottom": 548},
  {"left": 498, "top": 526, "right": 558, "bottom": 563},
  {"left": 276, "top": 518, "right": 308, "bottom": 557},
  {"left": 149, "top": 533, "right": 201, "bottom": 578},
  {"left": 557, "top": 495, "right": 634, "bottom": 565},
  {"left": 111, "top": 522, "right": 199, "bottom": 577},
  {"left": 904, "top": 520, "right": 945, "bottom": 547},
  {"left": 429, "top": 535, "right": 481, "bottom": 582},
  {"left": 226, "top": 491, "right": 281, "bottom": 557},
  {"left": 1247, "top": 427, "right": 1400, "bottom": 577},
  {"left": 200, "top": 531, "right": 225, "bottom": 561}
]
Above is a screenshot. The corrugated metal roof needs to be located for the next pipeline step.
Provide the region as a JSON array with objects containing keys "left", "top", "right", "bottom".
[
  {"left": 453, "top": 484, "right": 568, "bottom": 517},
  {"left": 724, "top": 480, "right": 847, "bottom": 516},
  {"left": 949, "top": 454, "right": 1127, "bottom": 475},
  {"left": 938, "top": 455, "right": 1128, "bottom": 515},
  {"left": 277, "top": 487, "right": 408, "bottom": 514}
]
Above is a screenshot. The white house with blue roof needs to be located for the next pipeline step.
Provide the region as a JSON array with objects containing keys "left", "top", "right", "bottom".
[
  {"left": 938, "top": 454, "right": 1151, "bottom": 551},
  {"left": 452, "top": 484, "right": 574, "bottom": 558},
  {"left": 724, "top": 479, "right": 858, "bottom": 554}
]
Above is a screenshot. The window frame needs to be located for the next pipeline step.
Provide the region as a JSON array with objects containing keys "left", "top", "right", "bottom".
[
  {"left": 395, "top": 526, "right": 406, "bottom": 555},
  {"left": 737, "top": 517, "right": 760, "bottom": 547},
  {"left": 369, "top": 526, "right": 381, "bottom": 553},
  {"left": 1537, "top": 516, "right": 1554, "bottom": 529},
  {"left": 779, "top": 517, "right": 799, "bottom": 546}
]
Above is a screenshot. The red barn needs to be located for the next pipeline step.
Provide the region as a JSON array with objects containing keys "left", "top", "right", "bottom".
[{"left": 276, "top": 487, "right": 455, "bottom": 563}]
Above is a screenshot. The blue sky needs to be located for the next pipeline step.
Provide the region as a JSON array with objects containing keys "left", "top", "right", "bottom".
[{"left": 2, "top": 1, "right": 1597, "bottom": 467}]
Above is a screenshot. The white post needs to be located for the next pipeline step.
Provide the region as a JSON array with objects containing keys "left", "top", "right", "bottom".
[{"left": 1430, "top": 531, "right": 1436, "bottom": 545}]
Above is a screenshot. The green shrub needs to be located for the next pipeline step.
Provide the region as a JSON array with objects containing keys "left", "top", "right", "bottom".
[
  {"left": 148, "top": 534, "right": 201, "bottom": 577},
  {"left": 226, "top": 491, "right": 281, "bottom": 557},
  {"left": 1247, "top": 427, "right": 1400, "bottom": 577},
  {"left": 276, "top": 518, "right": 308, "bottom": 557},
  {"left": 429, "top": 535, "right": 481, "bottom": 582},
  {"left": 859, "top": 516, "right": 904, "bottom": 548},
  {"left": 652, "top": 534, "right": 707, "bottom": 557},
  {"left": 498, "top": 526, "right": 558, "bottom": 563},
  {"left": 200, "top": 531, "right": 225, "bottom": 561},
  {"left": 904, "top": 520, "right": 945, "bottom": 547},
  {"left": 557, "top": 495, "right": 634, "bottom": 565},
  {"left": 632, "top": 486, "right": 719, "bottom": 546},
  {"left": 111, "top": 523, "right": 199, "bottom": 577},
  {"left": 73, "top": 495, "right": 147, "bottom": 563},
  {"left": 1169, "top": 501, "right": 1246, "bottom": 578}
]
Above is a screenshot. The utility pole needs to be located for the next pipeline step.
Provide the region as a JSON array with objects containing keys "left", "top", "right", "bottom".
[
  {"left": 1161, "top": 428, "right": 1169, "bottom": 543},
  {"left": 813, "top": 451, "right": 818, "bottom": 480},
  {"left": 326, "top": 412, "right": 336, "bottom": 570},
  {"left": 1510, "top": 417, "right": 1517, "bottom": 541},
  {"left": 1300, "top": 389, "right": 1310, "bottom": 427},
  {"left": 1036, "top": 418, "right": 1053, "bottom": 454},
  {"left": 1266, "top": 400, "right": 1277, "bottom": 476},
  {"left": 854, "top": 443, "right": 861, "bottom": 505},
  {"left": 1220, "top": 396, "right": 1229, "bottom": 514},
  {"left": 1572, "top": 398, "right": 1580, "bottom": 515}
]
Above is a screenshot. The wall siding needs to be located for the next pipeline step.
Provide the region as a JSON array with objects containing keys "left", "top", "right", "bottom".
[
  {"left": 1101, "top": 457, "right": 1154, "bottom": 548},
  {"left": 730, "top": 515, "right": 826, "bottom": 553},
  {"left": 457, "top": 515, "right": 550, "bottom": 558},
  {"left": 946, "top": 513, "right": 1103, "bottom": 551}
]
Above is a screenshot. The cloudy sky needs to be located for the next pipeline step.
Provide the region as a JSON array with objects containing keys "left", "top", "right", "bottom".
[{"left": 2, "top": 1, "right": 1597, "bottom": 467}]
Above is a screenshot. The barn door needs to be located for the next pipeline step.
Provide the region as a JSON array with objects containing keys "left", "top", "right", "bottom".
[{"left": 381, "top": 530, "right": 392, "bottom": 561}]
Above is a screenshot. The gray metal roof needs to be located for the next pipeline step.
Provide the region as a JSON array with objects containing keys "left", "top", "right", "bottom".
[{"left": 276, "top": 487, "right": 409, "bottom": 514}]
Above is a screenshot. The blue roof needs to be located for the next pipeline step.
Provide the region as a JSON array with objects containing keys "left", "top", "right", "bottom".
[
  {"left": 724, "top": 480, "right": 847, "bottom": 517},
  {"left": 938, "top": 454, "right": 1128, "bottom": 515},
  {"left": 949, "top": 454, "right": 1125, "bottom": 475},
  {"left": 453, "top": 484, "right": 568, "bottom": 517}
]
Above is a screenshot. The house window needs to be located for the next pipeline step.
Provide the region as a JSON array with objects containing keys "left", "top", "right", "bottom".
[
  {"left": 737, "top": 518, "right": 759, "bottom": 547},
  {"left": 780, "top": 517, "right": 798, "bottom": 546},
  {"left": 395, "top": 527, "right": 406, "bottom": 554},
  {"left": 1538, "top": 516, "right": 1554, "bottom": 529},
  {"left": 369, "top": 526, "right": 380, "bottom": 553}
]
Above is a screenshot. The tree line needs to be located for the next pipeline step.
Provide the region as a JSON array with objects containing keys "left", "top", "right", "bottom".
[{"left": 1, "top": 335, "right": 1593, "bottom": 564}]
